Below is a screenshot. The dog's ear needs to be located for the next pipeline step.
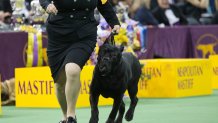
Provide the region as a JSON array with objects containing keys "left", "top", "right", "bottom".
[{"left": 119, "top": 44, "right": 124, "bottom": 52}]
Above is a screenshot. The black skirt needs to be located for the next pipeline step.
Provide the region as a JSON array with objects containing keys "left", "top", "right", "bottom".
[{"left": 46, "top": 13, "right": 97, "bottom": 83}]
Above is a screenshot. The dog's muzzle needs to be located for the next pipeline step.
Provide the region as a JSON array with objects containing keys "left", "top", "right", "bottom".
[{"left": 98, "top": 57, "right": 111, "bottom": 76}]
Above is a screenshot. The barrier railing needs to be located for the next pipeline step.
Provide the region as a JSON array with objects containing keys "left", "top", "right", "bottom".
[
  {"left": 15, "top": 59, "right": 213, "bottom": 108},
  {"left": 209, "top": 55, "right": 218, "bottom": 89},
  {"left": 15, "top": 66, "right": 113, "bottom": 108},
  {"left": 137, "top": 59, "right": 212, "bottom": 98}
]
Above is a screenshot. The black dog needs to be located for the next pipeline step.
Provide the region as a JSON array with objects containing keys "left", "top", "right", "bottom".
[{"left": 89, "top": 42, "right": 142, "bottom": 123}]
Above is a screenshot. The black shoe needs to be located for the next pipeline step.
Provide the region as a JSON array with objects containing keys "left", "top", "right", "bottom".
[
  {"left": 59, "top": 120, "right": 66, "bottom": 123},
  {"left": 66, "top": 116, "right": 77, "bottom": 123}
]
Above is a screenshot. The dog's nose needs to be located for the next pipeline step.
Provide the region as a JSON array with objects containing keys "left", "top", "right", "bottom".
[{"left": 99, "top": 66, "right": 106, "bottom": 72}]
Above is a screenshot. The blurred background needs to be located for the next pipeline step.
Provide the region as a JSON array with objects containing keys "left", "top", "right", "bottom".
[
  {"left": 0, "top": 0, "right": 218, "bottom": 27},
  {"left": 0, "top": 0, "right": 218, "bottom": 122}
]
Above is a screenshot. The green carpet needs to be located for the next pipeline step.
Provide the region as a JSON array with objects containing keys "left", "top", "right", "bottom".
[{"left": 1, "top": 91, "right": 218, "bottom": 123}]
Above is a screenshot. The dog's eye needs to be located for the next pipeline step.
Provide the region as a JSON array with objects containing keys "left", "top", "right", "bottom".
[{"left": 112, "top": 56, "right": 117, "bottom": 60}]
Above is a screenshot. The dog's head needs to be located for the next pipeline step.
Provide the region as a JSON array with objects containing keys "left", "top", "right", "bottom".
[{"left": 97, "top": 43, "right": 124, "bottom": 76}]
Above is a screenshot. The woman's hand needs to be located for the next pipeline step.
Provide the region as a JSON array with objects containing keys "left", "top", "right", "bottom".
[
  {"left": 112, "top": 25, "right": 120, "bottom": 34},
  {"left": 46, "top": 2, "right": 58, "bottom": 15}
]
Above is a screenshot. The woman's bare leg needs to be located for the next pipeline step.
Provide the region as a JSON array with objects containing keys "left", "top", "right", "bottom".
[
  {"left": 65, "top": 63, "right": 81, "bottom": 118},
  {"left": 55, "top": 69, "right": 67, "bottom": 121}
]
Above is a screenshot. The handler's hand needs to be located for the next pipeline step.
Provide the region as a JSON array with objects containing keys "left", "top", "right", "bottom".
[
  {"left": 46, "top": 2, "right": 58, "bottom": 15},
  {"left": 112, "top": 25, "right": 120, "bottom": 34}
]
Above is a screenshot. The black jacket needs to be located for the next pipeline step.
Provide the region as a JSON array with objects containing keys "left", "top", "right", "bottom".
[
  {"left": 39, "top": 0, "right": 120, "bottom": 39},
  {"left": 152, "top": 5, "right": 188, "bottom": 26},
  {"left": 180, "top": 2, "right": 206, "bottom": 20},
  {"left": 39, "top": 0, "right": 119, "bottom": 28}
]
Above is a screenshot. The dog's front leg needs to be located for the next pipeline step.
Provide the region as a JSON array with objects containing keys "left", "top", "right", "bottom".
[
  {"left": 89, "top": 93, "right": 100, "bottom": 123},
  {"left": 106, "top": 96, "right": 122, "bottom": 123}
]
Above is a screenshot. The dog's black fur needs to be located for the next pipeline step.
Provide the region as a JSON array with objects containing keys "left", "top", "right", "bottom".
[{"left": 89, "top": 42, "right": 142, "bottom": 123}]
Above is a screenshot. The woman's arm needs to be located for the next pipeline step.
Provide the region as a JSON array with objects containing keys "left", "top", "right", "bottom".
[
  {"left": 186, "top": 0, "right": 208, "bottom": 9},
  {"left": 97, "top": 0, "right": 120, "bottom": 28}
]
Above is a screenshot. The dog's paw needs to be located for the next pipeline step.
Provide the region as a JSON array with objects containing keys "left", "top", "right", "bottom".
[
  {"left": 125, "top": 110, "right": 134, "bottom": 121},
  {"left": 106, "top": 118, "right": 114, "bottom": 123},
  {"left": 89, "top": 117, "right": 98, "bottom": 123}
]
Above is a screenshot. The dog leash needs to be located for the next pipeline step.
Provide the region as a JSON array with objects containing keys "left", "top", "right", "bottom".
[{"left": 106, "top": 32, "right": 118, "bottom": 46}]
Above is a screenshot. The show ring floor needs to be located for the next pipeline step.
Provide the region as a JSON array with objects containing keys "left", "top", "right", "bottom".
[{"left": 1, "top": 91, "right": 218, "bottom": 123}]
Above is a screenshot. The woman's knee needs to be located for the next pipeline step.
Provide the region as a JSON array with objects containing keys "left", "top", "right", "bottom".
[{"left": 65, "top": 63, "right": 81, "bottom": 78}]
